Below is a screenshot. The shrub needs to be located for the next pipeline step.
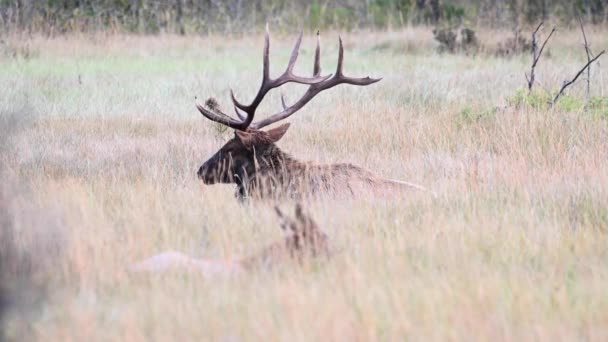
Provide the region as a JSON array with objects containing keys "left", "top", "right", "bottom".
[
  {"left": 433, "top": 27, "right": 479, "bottom": 54},
  {"left": 506, "top": 88, "right": 603, "bottom": 114}
]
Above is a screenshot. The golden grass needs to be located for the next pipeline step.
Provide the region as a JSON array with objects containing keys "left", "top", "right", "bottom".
[{"left": 1, "top": 27, "right": 608, "bottom": 341}]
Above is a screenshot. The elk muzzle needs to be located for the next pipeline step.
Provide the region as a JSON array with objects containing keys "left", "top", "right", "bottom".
[
  {"left": 197, "top": 164, "right": 213, "bottom": 183},
  {"left": 197, "top": 154, "right": 236, "bottom": 184}
]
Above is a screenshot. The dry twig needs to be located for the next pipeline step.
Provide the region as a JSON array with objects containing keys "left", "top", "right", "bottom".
[
  {"left": 525, "top": 22, "right": 556, "bottom": 92},
  {"left": 578, "top": 14, "right": 594, "bottom": 112},
  {"left": 552, "top": 50, "right": 606, "bottom": 106}
]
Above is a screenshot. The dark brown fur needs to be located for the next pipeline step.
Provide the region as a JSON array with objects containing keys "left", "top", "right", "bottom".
[{"left": 197, "top": 123, "right": 425, "bottom": 200}]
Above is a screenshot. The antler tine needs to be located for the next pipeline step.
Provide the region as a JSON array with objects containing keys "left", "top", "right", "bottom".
[
  {"left": 227, "top": 23, "right": 272, "bottom": 114},
  {"left": 196, "top": 98, "right": 244, "bottom": 129},
  {"left": 313, "top": 31, "right": 321, "bottom": 76},
  {"left": 336, "top": 36, "right": 345, "bottom": 76},
  {"left": 221, "top": 24, "right": 330, "bottom": 131},
  {"left": 263, "top": 22, "right": 270, "bottom": 79},
  {"left": 286, "top": 30, "right": 303, "bottom": 73},
  {"left": 329, "top": 36, "right": 382, "bottom": 87},
  {"left": 250, "top": 34, "right": 382, "bottom": 130},
  {"left": 274, "top": 29, "right": 331, "bottom": 87},
  {"left": 230, "top": 89, "right": 247, "bottom": 120},
  {"left": 233, "top": 105, "right": 247, "bottom": 120},
  {"left": 197, "top": 27, "right": 379, "bottom": 131}
]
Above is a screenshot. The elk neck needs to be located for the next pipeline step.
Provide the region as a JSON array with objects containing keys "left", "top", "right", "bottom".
[{"left": 235, "top": 143, "right": 308, "bottom": 198}]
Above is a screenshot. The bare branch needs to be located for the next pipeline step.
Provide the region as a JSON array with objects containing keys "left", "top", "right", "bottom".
[
  {"left": 535, "top": 28, "right": 556, "bottom": 67},
  {"left": 578, "top": 14, "right": 592, "bottom": 112},
  {"left": 578, "top": 15, "right": 591, "bottom": 56},
  {"left": 527, "top": 23, "right": 540, "bottom": 91},
  {"left": 527, "top": 22, "right": 556, "bottom": 92},
  {"left": 532, "top": 21, "right": 544, "bottom": 36},
  {"left": 552, "top": 50, "right": 606, "bottom": 106}
]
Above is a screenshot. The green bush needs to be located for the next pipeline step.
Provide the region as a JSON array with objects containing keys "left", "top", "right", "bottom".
[
  {"left": 332, "top": 7, "right": 356, "bottom": 31},
  {"left": 458, "top": 105, "right": 496, "bottom": 126},
  {"left": 443, "top": 3, "right": 465, "bottom": 25},
  {"left": 507, "top": 89, "right": 552, "bottom": 110},
  {"left": 557, "top": 95, "right": 584, "bottom": 112},
  {"left": 0, "top": 0, "right": 605, "bottom": 35},
  {"left": 506, "top": 89, "right": 608, "bottom": 115},
  {"left": 589, "top": 96, "right": 608, "bottom": 117},
  {"left": 308, "top": 2, "right": 323, "bottom": 31}
]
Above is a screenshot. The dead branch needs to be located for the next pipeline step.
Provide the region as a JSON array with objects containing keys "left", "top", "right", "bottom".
[
  {"left": 552, "top": 50, "right": 606, "bottom": 106},
  {"left": 578, "top": 14, "right": 594, "bottom": 112},
  {"left": 525, "top": 22, "right": 544, "bottom": 90},
  {"left": 526, "top": 22, "right": 556, "bottom": 92}
]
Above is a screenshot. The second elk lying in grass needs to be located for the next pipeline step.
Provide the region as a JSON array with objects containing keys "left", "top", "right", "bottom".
[
  {"left": 130, "top": 204, "right": 330, "bottom": 276},
  {"left": 196, "top": 26, "right": 426, "bottom": 200}
]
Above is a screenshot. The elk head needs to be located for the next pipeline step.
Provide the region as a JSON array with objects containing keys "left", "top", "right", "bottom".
[
  {"left": 274, "top": 203, "right": 330, "bottom": 258},
  {"left": 196, "top": 25, "right": 381, "bottom": 189},
  {"left": 196, "top": 116, "right": 291, "bottom": 184}
]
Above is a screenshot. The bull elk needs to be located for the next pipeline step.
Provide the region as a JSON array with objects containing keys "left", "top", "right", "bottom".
[
  {"left": 130, "top": 204, "right": 330, "bottom": 276},
  {"left": 196, "top": 26, "right": 426, "bottom": 199}
]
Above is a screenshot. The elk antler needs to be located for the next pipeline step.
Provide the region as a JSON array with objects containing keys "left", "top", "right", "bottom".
[
  {"left": 251, "top": 32, "right": 381, "bottom": 130},
  {"left": 196, "top": 26, "right": 381, "bottom": 131}
]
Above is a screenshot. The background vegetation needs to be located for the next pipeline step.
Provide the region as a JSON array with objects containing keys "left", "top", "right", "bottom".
[{"left": 0, "top": 0, "right": 607, "bottom": 35}]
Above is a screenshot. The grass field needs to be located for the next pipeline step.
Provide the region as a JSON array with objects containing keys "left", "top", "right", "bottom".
[{"left": 1, "top": 26, "right": 608, "bottom": 340}]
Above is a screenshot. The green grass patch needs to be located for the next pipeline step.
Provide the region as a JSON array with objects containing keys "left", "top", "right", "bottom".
[
  {"left": 457, "top": 105, "right": 497, "bottom": 127},
  {"left": 506, "top": 88, "right": 604, "bottom": 113}
]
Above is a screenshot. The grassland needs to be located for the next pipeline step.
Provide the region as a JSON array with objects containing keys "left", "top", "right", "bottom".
[{"left": 1, "top": 27, "right": 608, "bottom": 341}]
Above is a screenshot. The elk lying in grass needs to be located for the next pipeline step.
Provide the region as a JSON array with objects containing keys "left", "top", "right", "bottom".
[
  {"left": 196, "top": 26, "right": 426, "bottom": 200},
  {"left": 130, "top": 204, "right": 330, "bottom": 276}
]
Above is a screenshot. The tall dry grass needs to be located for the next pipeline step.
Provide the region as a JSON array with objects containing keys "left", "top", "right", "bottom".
[{"left": 1, "top": 26, "right": 608, "bottom": 340}]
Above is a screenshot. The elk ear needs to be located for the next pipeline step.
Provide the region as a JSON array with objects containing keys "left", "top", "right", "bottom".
[
  {"left": 265, "top": 123, "right": 290, "bottom": 143},
  {"left": 275, "top": 206, "right": 289, "bottom": 231},
  {"left": 234, "top": 130, "right": 255, "bottom": 149},
  {"left": 275, "top": 206, "right": 299, "bottom": 233},
  {"left": 294, "top": 203, "right": 305, "bottom": 222}
]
